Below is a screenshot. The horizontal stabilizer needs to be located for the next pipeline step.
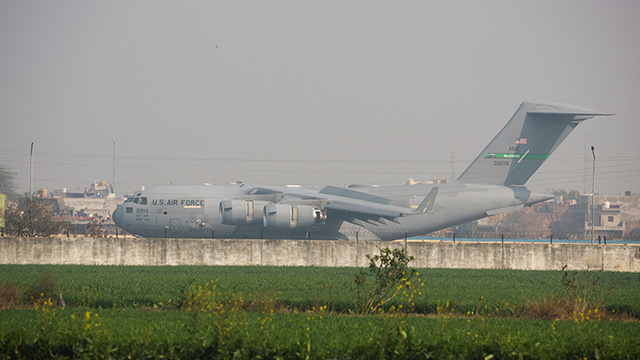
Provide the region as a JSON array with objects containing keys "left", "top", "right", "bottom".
[
  {"left": 485, "top": 204, "right": 524, "bottom": 217},
  {"left": 414, "top": 187, "right": 439, "bottom": 214}
]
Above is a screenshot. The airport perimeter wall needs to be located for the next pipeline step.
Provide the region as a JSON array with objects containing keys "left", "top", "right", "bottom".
[{"left": 1, "top": 237, "right": 639, "bottom": 272}]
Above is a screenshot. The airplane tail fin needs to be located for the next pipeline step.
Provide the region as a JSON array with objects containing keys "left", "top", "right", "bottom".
[{"left": 456, "top": 101, "right": 612, "bottom": 186}]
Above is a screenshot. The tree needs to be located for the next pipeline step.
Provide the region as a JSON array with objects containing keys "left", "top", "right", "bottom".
[
  {"left": 551, "top": 188, "right": 580, "bottom": 203},
  {"left": 552, "top": 188, "right": 567, "bottom": 197},
  {"left": 3, "top": 196, "right": 68, "bottom": 237},
  {"left": 0, "top": 165, "right": 18, "bottom": 201},
  {"left": 567, "top": 190, "right": 580, "bottom": 201}
]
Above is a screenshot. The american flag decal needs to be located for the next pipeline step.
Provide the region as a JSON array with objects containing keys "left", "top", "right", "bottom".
[{"left": 515, "top": 138, "right": 527, "bottom": 145}]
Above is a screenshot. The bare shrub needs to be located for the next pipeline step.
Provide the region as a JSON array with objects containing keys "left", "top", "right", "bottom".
[
  {"left": 84, "top": 218, "right": 106, "bottom": 237},
  {"left": 0, "top": 282, "right": 22, "bottom": 308},
  {"left": 25, "top": 274, "right": 57, "bottom": 303},
  {"left": 522, "top": 295, "right": 572, "bottom": 320},
  {"left": 562, "top": 265, "right": 615, "bottom": 317}
]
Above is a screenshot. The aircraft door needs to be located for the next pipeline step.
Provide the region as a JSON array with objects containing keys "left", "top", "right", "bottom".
[
  {"left": 290, "top": 205, "right": 298, "bottom": 229},
  {"left": 246, "top": 200, "right": 254, "bottom": 223}
]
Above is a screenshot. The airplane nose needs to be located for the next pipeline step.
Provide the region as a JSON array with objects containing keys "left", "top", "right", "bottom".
[{"left": 112, "top": 206, "right": 124, "bottom": 227}]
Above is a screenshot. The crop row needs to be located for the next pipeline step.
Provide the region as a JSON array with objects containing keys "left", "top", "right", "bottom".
[
  {"left": 1, "top": 265, "right": 638, "bottom": 317},
  {"left": 1, "top": 264, "right": 639, "bottom": 358},
  {"left": 1, "top": 307, "right": 639, "bottom": 359}
]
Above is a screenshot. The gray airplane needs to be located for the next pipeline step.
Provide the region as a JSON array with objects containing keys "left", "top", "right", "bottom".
[{"left": 112, "top": 101, "right": 610, "bottom": 241}]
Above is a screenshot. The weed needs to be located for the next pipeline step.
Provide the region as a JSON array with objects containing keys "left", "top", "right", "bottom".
[
  {"left": 562, "top": 265, "right": 615, "bottom": 317},
  {"left": 353, "top": 246, "right": 417, "bottom": 315},
  {"left": 248, "top": 287, "right": 279, "bottom": 313},
  {"left": 180, "top": 279, "right": 245, "bottom": 313},
  {"left": 79, "top": 286, "right": 99, "bottom": 308}
]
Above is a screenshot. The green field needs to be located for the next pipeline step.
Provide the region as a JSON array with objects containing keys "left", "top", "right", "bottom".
[{"left": 1, "top": 265, "right": 639, "bottom": 358}]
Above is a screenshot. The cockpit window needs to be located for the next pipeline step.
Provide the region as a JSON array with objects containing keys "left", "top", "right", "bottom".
[
  {"left": 133, "top": 198, "right": 139, "bottom": 204},
  {"left": 124, "top": 197, "right": 133, "bottom": 203},
  {"left": 140, "top": 197, "right": 147, "bottom": 205}
]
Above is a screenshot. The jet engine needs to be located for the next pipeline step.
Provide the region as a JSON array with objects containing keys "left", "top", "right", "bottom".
[
  {"left": 263, "top": 204, "right": 327, "bottom": 229},
  {"left": 219, "top": 199, "right": 271, "bottom": 225}
]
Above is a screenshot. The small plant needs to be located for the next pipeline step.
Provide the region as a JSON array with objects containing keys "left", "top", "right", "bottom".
[
  {"left": 79, "top": 286, "right": 99, "bottom": 308},
  {"left": 353, "top": 246, "right": 417, "bottom": 315},
  {"left": 561, "top": 265, "right": 615, "bottom": 317},
  {"left": 248, "top": 287, "right": 279, "bottom": 313},
  {"left": 436, "top": 299, "right": 455, "bottom": 318}
]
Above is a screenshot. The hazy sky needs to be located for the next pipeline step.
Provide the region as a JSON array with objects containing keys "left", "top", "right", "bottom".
[{"left": 1, "top": 1, "right": 639, "bottom": 197}]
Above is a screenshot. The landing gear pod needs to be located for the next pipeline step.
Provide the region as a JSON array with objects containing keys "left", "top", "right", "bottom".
[
  {"left": 219, "top": 200, "right": 271, "bottom": 225},
  {"left": 263, "top": 204, "right": 326, "bottom": 229}
]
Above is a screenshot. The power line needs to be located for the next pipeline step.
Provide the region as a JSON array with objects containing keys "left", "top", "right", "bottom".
[{"left": 2, "top": 149, "right": 639, "bottom": 165}]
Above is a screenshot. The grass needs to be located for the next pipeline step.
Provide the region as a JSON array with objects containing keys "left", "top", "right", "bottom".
[
  {"left": 1, "top": 265, "right": 638, "bottom": 317},
  {"left": 1, "top": 264, "right": 639, "bottom": 358},
  {"left": 1, "top": 308, "right": 639, "bottom": 359}
]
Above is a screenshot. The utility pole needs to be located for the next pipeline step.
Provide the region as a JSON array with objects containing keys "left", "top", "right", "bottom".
[
  {"left": 112, "top": 137, "right": 116, "bottom": 197},
  {"left": 29, "top": 142, "right": 34, "bottom": 200},
  {"left": 591, "top": 146, "right": 596, "bottom": 245},
  {"left": 29, "top": 142, "right": 34, "bottom": 237}
]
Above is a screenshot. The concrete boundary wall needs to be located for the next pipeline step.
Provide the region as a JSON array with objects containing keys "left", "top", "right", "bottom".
[{"left": 1, "top": 237, "right": 639, "bottom": 272}]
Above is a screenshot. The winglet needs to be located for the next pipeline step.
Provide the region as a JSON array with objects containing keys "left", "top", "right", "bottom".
[{"left": 414, "top": 187, "right": 439, "bottom": 214}]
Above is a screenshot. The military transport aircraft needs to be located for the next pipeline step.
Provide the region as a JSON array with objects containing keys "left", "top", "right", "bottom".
[{"left": 113, "top": 101, "right": 611, "bottom": 241}]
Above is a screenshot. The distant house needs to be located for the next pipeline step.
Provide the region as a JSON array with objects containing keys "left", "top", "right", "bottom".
[{"left": 590, "top": 201, "right": 625, "bottom": 239}]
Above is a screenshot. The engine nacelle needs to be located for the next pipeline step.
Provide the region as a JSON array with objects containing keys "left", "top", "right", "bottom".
[
  {"left": 263, "top": 204, "right": 327, "bottom": 229},
  {"left": 219, "top": 199, "right": 271, "bottom": 225}
]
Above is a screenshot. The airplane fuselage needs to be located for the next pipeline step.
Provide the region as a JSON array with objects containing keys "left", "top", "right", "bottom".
[{"left": 112, "top": 182, "right": 550, "bottom": 241}]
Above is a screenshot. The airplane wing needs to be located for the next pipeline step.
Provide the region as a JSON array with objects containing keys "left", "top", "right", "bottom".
[{"left": 250, "top": 185, "right": 428, "bottom": 218}]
